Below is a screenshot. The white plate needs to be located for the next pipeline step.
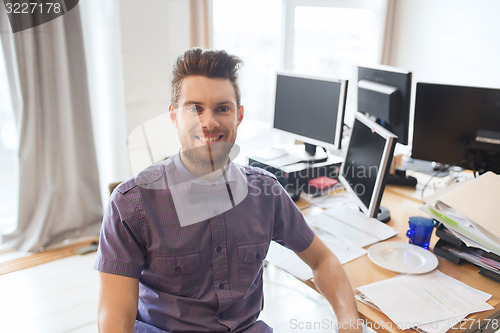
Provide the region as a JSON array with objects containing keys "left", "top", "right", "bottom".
[{"left": 367, "top": 241, "right": 438, "bottom": 274}]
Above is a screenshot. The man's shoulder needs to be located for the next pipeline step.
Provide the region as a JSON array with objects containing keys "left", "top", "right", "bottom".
[{"left": 114, "top": 162, "right": 169, "bottom": 195}]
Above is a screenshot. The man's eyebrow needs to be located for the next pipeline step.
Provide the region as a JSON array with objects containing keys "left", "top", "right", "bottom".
[
  {"left": 182, "top": 100, "right": 203, "bottom": 106},
  {"left": 182, "top": 101, "right": 235, "bottom": 106},
  {"left": 216, "top": 101, "right": 234, "bottom": 105}
]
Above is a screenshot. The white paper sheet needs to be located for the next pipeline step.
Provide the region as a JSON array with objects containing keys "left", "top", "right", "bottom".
[
  {"left": 266, "top": 231, "right": 367, "bottom": 281},
  {"left": 316, "top": 229, "right": 367, "bottom": 264},
  {"left": 355, "top": 293, "right": 467, "bottom": 333},
  {"left": 305, "top": 207, "right": 398, "bottom": 248},
  {"left": 324, "top": 207, "right": 398, "bottom": 241},
  {"left": 266, "top": 241, "right": 313, "bottom": 281},
  {"left": 358, "top": 280, "right": 488, "bottom": 333},
  {"left": 413, "top": 315, "right": 466, "bottom": 333},
  {"left": 307, "top": 213, "right": 379, "bottom": 248},
  {"left": 357, "top": 270, "right": 493, "bottom": 330}
]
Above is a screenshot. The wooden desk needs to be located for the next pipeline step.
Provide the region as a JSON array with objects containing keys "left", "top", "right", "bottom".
[{"left": 301, "top": 186, "right": 500, "bottom": 333}]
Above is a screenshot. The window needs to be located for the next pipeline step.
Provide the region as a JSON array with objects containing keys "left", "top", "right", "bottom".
[
  {"left": 290, "top": 7, "right": 380, "bottom": 76},
  {"left": 283, "top": 0, "right": 390, "bottom": 123},
  {"left": 213, "top": 0, "right": 389, "bottom": 130},
  {"left": 213, "top": 0, "right": 282, "bottom": 125},
  {"left": 0, "top": 46, "right": 19, "bottom": 235}
]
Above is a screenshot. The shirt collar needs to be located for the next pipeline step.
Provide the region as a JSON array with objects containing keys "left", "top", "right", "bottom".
[{"left": 171, "top": 152, "right": 239, "bottom": 185}]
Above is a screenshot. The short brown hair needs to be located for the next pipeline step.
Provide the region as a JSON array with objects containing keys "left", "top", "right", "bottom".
[{"left": 171, "top": 48, "right": 243, "bottom": 108}]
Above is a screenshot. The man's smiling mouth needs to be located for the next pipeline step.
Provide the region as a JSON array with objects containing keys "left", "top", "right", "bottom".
[{"left": 195, "top": 135, "right": 223, "bottom": 143}]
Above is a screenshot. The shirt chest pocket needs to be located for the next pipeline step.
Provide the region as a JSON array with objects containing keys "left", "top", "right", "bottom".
[
  {"left": 150, "top": 251, "right": 202, "bottom": 298},
  {"left": 237, "top": 240, "right": 270, "bottom": 291}
]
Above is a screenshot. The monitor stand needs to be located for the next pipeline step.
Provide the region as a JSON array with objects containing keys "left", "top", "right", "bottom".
[
  {"left": 339, "top": 197, "right": 391, "bottom": 223},
  {"left": 352, "top": 205, "right": 390, "bottom": 223},
  {"left": 403, "top": 158, "right": 450, "bottom": 177},
  {"left": 386, "top": 168, "right": 418, "bottom": 187},
  {"left": 376, "top": 206, "right": 391, "bottom": 223},
  {"left": 304, "top": 143, "right": 316, "bottom": 156},
  {"left": 289, "top": 143, "right": 328, "bottom": 163}
]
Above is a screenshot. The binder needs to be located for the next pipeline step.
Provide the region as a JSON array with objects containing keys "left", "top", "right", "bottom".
[
  {"left": 433, "top": 224, "right": 500, "bottom": 282},
  {"left": 437, "top": 171, "right": 500, "bottom": 239},
  {"left": 422, "top": 171, "right": 500, "bottom": 256}
]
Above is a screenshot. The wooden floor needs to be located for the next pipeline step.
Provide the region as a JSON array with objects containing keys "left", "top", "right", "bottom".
[{"left": 0, "top": 251, "right": 345, "bottom": 333}]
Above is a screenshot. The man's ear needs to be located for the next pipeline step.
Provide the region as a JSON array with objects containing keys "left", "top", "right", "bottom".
[
  {"left": 169, "top": 105, "right": 178, "bottom": 128},
  {"left": 237, "top": 105, "right": 244, "bottom": 126}
]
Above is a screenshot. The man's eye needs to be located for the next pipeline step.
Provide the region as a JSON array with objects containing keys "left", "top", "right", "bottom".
[
  {"left": 218, "top": 106, "right": 230, "bottom": 113},
  {"left": 187, "top": 105, "right": 201, "bottom": 113}
]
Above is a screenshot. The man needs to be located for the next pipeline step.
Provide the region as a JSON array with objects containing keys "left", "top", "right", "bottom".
[{"left": 95, "top": 48, "right": 362, "bottom": 332}]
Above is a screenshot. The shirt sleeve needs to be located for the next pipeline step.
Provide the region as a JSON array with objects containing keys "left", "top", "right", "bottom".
[
  {"left": 271, "top": 180, "right": 315, "bottom": 253},
  {"left": 94, "top": 188, "right": 147, "bottom": 278}
]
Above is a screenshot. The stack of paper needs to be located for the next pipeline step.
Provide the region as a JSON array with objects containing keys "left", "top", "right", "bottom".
[
  {"left": 422, "top": 171, "right": 500, "bottom": 257},
  {"left": 356, "top": 270, "right": 493, "bottom": 333}
]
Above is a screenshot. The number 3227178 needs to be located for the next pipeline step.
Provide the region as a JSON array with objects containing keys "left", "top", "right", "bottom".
[{"left": 5, "top": 2, "right": 62, "bottom": 14}]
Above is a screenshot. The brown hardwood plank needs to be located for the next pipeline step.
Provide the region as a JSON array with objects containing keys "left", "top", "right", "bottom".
[{"left": 0, "top": 237, "right": 99, "bottom": 275}]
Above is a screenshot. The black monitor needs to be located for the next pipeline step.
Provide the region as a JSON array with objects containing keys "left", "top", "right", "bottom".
[
  {"left": 273, "top": 72, "right": 348, "bottom": 156},
  {"left": 357, "top": 65, "right": 412, "bottom": 145},
  {"left": 339, "top": 113, "right": 397, "bottom": 222},
  {"left": 412, "top": 82, "right": 500, "bottom": 174}
]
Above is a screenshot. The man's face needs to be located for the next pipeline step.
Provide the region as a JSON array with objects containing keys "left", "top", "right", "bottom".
[{"left": 169, "top": 76, "right": 244, "bottom": 171}]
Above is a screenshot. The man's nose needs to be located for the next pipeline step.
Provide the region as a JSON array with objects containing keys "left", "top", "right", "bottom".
[{"left": 199, "top": 110, "right": 219, "bottom": 129}]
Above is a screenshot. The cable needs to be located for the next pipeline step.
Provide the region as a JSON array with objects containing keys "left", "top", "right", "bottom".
[{"left": 420, "top": 168, "right": 444, "bottom": 202}]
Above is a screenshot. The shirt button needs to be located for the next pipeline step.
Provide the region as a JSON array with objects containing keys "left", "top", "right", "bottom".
[
  {"left": 256, "top": 253, "right": 261, "bottom": 259},
  {"left": 216, "top": 246, "right": 222, "bottom": 252},
  {"left": 219, "top": 283, "right": 224, "bottom": 289},
  {"left": 218, "top": 313, "right": 224, "bottom": 320},
  {"left": 174, "top": 266, "right": 182, "bottom": 273}
]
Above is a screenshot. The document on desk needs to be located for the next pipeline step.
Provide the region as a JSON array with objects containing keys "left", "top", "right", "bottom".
[
  {"left": 357, "top": 270, "right": 493, "bottom": 331},
  {"left": 355, "top": 293, "right": 466, "bottom": 333},
  {"left": 306, "top": 207, "right": 398, "bottom": 248},
  {"left": 266, "top": 230, "right": 367, "bottom": 281},
  {"left": 267, "top": 241, "right": 313, "bottom": 280}
]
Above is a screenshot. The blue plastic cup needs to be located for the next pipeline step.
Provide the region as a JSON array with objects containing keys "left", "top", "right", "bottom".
[{"left": 406, "top": 216, "right": 435, "bottom": 249}]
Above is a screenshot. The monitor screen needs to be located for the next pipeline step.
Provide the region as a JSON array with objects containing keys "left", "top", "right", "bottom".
[
  {"left": 339, "top": 113, "right": 397, "bottom": 220},
  {"left": 412, "top": 82, "right": 500, "bottom": 173},
  {"left": 357, "top": 65, "right": 412, "bottom": 145},
  {"left": 273, "top": 72, "right": 348, "bottom": 153}
]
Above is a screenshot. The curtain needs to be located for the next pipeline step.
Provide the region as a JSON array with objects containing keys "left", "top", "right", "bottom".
[
  {"left": 381, "top": 0, "right": 397, "bottom": 65},
  {"left": 0, "top": 4, "right": 103, "bottom": 252},
  {"left": 190, "top": 0, "right": 213, "bottom": 48}
]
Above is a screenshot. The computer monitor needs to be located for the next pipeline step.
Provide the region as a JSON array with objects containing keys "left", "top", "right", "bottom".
[
  {"left": 273, "top": 72, "right": 348, "bottom": 156},
  {"left": 357, "top": 65, "right": 412, "bottom": 145},
  {"left": 339, "top": 112, "right": 397, "bottom": 222},
  {"left": 412, "top": 82, "right": 500, "bottom": 174}
]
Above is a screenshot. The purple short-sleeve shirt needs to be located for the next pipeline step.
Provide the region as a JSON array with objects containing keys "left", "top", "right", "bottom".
[{"left": 94, "top": 154, "right": 315, "bottom": 332}]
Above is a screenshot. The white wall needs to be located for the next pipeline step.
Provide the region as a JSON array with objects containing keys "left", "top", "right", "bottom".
[
  {"left": 389, "top": 0, "right": 500, "bottom": 88},
  {"left": 117, "top": 0, "right": 190, "bottom": 171},
  {"left": 118, "top": 0, "right": 190, "bottom": 134}
]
